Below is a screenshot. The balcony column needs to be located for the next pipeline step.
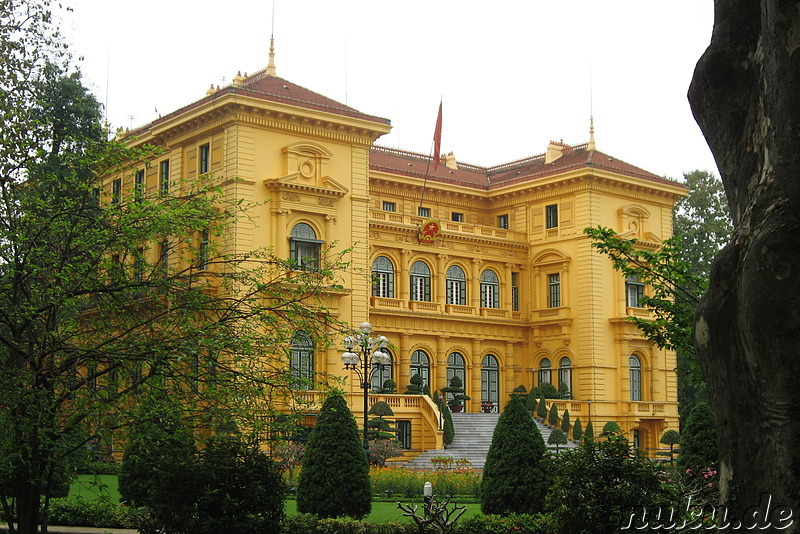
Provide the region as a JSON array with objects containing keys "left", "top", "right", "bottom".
[
  {"left": 504, "top": 262, "right": 515, "bottom": 312},
  {"left": 471, "top": 258, "right": 483, "bottom": 308},
  {"left": 434, "top": 335, "right": 449, "bottom": 395},
  {"left": 399, "top": 249, "right": 412, "bottom": 305},
  {"left": 398, "top": 333, "right": 411, "bottom": 392},
  {"left": 273, "top": 209, "right": 291, "bottom": 259},
  {"left": 436, "top": 254, "right": 448, "bottom": 305}
]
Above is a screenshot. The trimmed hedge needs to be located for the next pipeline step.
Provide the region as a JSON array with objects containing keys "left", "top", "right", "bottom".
[
  {"left": 282, "top": 514, "right": 418, "bottom": 534},
  {"left": 46, "top": 498, "right": 147, "bottom": 529}
]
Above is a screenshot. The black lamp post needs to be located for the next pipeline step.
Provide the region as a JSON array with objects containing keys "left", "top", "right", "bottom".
[{"left": 341, "top": 321, "right": 391, "bottom": 451}]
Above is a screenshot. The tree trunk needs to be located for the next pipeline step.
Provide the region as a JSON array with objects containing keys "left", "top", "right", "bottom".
[{"left": 689, "top": 0, "right": 800, "bottom": 528}]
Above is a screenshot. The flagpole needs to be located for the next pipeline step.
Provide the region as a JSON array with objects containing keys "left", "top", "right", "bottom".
[{"left": 419, "top": 100, "right": 442, "bottom": 212}]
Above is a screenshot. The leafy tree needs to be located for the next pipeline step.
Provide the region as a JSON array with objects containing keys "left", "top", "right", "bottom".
[
  {"left": 480, "top": 397, "right": 549, "bottom": 515},
  {"left": 677, "top": 402, "right": 717, "bottom": 471},
  {"left": 572, "top": 418, "right": 583, "bottom": 442},
  {"left": 560, "top": 410, "right": 571, "bottom": 435},
  {"left": 548, "top": 404, "right": 559, "bottom": 427},
  {"left": 118, "top": 399, "right": 198, "bottom": 534},
  {"left": 296, "top": 394, "right": 371, "bottom": 519},
  {"left": 558, "top": 382, "right": 571, "bottom": 398},
  {"left": 659, "top": 429, "right": 681, "bottom": 464},
  {"left": 375, "top": 379, "right": 396, "bottom": 394},
  {"left": 547, "top": 428, "right": 568, "bottom": 453},
  {"left": 540, "top": 382, "right": 559, "bottom": 399},
  {"left": 545, "top": 435, "right": 675, "bottom": 534},
  {"left": 367, "top": 439, "right": 404, "bottom": 468},
  {"left": 194, "top": 435, "right": 285, "bottom": 534},
  {"left": 0, "top": 15, "right": 346, "bottom": 533}
]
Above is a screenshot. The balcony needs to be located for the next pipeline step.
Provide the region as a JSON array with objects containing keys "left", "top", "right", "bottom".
[{"left": 369, "top": 211, "right": 527, "bottom": 242}]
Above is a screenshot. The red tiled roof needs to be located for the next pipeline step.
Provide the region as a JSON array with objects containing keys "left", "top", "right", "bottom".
[
  {"left": 370, "top": 145, "right": 683, "bottom": 191},
  {"left": 124, "top": 69, "right": 390, "bottom": 138}
]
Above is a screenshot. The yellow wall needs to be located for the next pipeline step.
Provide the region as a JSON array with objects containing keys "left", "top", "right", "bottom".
[{"left": 112, "top": 74, "right": 684, "bottom": 455}]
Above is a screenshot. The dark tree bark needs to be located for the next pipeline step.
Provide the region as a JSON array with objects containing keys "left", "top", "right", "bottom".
[{"left": 689, "top": 0, "right": 800, "bottom": 526}]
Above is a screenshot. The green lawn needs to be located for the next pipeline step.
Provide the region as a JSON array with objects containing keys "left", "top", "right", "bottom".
[{"left": 68, "top": 475, "right": 483, "bottom": 523}]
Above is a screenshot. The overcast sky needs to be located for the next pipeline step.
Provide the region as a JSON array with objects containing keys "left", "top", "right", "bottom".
[{"left": 61, "top": 1, "right": 717, "bottom": 181}]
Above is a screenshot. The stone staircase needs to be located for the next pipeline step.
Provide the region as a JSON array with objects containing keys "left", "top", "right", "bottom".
[{"left": 403, "top": 412, "right": 577, "bottom": 470}]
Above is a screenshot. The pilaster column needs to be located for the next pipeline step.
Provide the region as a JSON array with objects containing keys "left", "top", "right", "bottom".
[
  {"left": 273, "top": 209, "right": 291, "bottom": 259},
  {"left": 471, "top": 258, "right": 483, "bottom": 308},
  {"left": 435, "top": 335, "right": 449, "bottom": 395},
  {"left": 398, "top": 333, "right": 411, "bottom": 392},
  {"left": 436, "top": 254, "right": 448, "bottom": 305},
  {"left": 471, "top": 338, "right": 483, "bottom": 413},
  {"left": 399, "top": 249, "right": 413, "bottom": 303}
]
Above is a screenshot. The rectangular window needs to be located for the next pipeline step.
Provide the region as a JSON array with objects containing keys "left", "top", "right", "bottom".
[
  {"left": 382, "top": 201, "right": 396, "bottom": 212},
  {"left": 626, "top": 275, "right": 645, "bottom": 307},
  {"left": 451, "top": 212, "right": 464, "bottom": 222},
  {"left": 397, "top": 420, "right": 412, "bottom": 449},
  {"left": 198, "top": 230, "right": 210, "bottom": 270},
  {"left": 372, "top": 272, "right": 394, "bottom": 298},
  {"left": 497, "top": 214, "right": 509, "bottom": 229},
  {"left": 112, "top": 178, "right": 121, "bottom": 204},
  {"left": 134, "top": 169, "right": 145, "bottom": 202},
  {"left": 545, "top": 204, "right": 559, "bottom": 229},
  {"left": 548, "top": 273, "right": 561, "bottom": 308},
  {"left": 199, "top": 144, "right": 210, "bottom": 174},
  {"left": 446, "top": 279, "right": 466, "bottom": 305},
  {"left": 411, "top": 275, "right": 431, "bottom": 301},
  {"left": 511, "top": 272, "right": 520, "bottom": 311},
  {"left": 160, "top": 160, "right": 170, "bottom": 195},
  {"left": 418, "top": 207, "right": 430, "bottom": 218}
]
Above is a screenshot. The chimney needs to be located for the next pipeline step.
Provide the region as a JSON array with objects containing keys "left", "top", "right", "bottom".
[
  {"left": 545, "top": 140, "right": 567, "bottom": 164},
  {"left": 445, "top": 152, "right": 458, "bottom": 170}
]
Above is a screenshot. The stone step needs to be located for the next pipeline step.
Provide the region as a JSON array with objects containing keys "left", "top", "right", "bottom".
[{"left": 403, "top": 411, "right": 577, "bottom": 470}]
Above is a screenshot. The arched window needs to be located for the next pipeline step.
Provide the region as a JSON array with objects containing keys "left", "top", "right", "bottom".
[
  {"left": 538, "top": 358, "right": 552, "bottom": 386},
  {"left": 290, "top": 331, "right": 314, "bottom": 390},
  {"left": 410, "top": 261, "right": 431, "bottom": 302},
  {"left": 630, "top": 354, "right": 642, "bottom": 401},
  {"left": 480, "top": 269, "right": 500, "bottom": 308},
  {"left": 371, "top": 349, "right": 394, "bottom": 391},
  {"left": 446, "top": 265, "right": 467, "bottom": 305},
  {"left": 481, "top": 354, "right": 499, "bottom": 412},
  {"left": 290, "top": 223, "right": 322, "bottom": 270},
  {"left": 558, "top": 356, "right": 572, "bottom": 396},
  {"left": 372, "top": 256, "right": 395, "bottom": 298},
  {"left": 410, "top": 350, "right": 430, "bottom": 389},
  {"left": 446, "top": 352, "right": 466, "bottom": 390}
]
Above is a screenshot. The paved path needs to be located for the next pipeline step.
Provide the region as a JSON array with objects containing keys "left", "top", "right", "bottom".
[{"left": 1, "top": 524, "right": 135, "bottom": 534}]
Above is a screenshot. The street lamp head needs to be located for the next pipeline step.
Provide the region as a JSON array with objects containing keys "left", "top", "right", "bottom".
[
  {"left": 341, "top": 351, "right": 360, "bottom": 366},
  {"left": 376, "top": 335, "right": 389, "bottom": 348},
  {"left": 373, "top": 349, "right": 391, "bottom": 366},
  {"left": 344, "top": 336, "right": 356, "bottom": 350},
  {"left": 359, "top": 322, "right": 373, "bottom": 334}
]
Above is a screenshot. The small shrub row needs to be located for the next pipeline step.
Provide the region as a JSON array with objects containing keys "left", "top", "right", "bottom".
[
  {"left": 457, "top": 513, "right": 550, "bottom": 534},
  {"left": 46, "top": 498, "right": 147, "bottom": 529},
  {"left": 370, "top": 467, "right": 481, "bottom": 498},
  {"left": 77, "top": 461, "right": 120, "bottom": 475},
  {"left": 282, "top": 513, "right": 418, "bottom": 534}
]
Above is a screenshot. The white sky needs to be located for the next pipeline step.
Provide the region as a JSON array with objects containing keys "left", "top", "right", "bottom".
[{"left": 60, "top": 1, "right": 717, "bottom": 181}]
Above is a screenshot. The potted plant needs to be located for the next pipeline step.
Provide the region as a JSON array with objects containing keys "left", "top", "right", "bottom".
[{"left": 441, "top": 375, "right": 470, "bottom": 413}]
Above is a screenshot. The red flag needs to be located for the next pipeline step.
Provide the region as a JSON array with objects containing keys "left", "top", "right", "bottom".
[{"left": 432, "top": 101, "right": 442, "bottom": 171}]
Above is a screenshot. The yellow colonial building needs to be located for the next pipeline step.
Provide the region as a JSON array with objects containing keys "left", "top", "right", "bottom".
[{"left": 114, "top": 50, "right": 684, "bottom": 455}]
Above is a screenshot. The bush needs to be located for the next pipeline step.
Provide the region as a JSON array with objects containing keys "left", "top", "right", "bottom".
[
  {"left": 47, "top": 498, "right": 147, "bottom": 529},
  {"left": 368, "top": 439, "right": 404, "bottom": 468},
  {"left": 118, "top": 399, "right": 198, "bottom": 534},
  {"left": 545, "top": 435, "right": 676, "bottom": 534},
  {"left": 282, "top": 514, "right": 418, "bottom": 534},
  {"left": 547, "top": 428, "right": 568, "bottom": 452},
  {"left": 583, "top": 421, "right": 594, "bottom": 442},
  {"left": 296, "top": 394, "right": 371, "bottom": 519},
  {"left": 536, "top": 395, "right": 547, "bottom": 419},
  {"left": 660, "top": 429, "right": 681, "bottom": 463},
  {"left": 540, "top": 382, "right": 559, "bottom": 399},
  {"left": 560, "top": 410, "right": 570, "bottom": 435},
  {"left": 404, "top": 373, "right": 424, "bottom": 395},
  {"left": 601, "top": 421, "right": 622, "bottom": 437},
  {"left": 525, "top": 390, "right": 538, "bottom": 413},
  {"left": 572, "top": 418, "right": 583, "bottom": 442},
  {"left": 433, "top": 391, "right": 454, "bottom": 446},
  {"left": 547, "top": 404, "right": 559, "bottom": 427},
  {"left": 194, "top": 435, "right": 285, "bottom": 534},
  {"left": 481, "top": 397, "right": 550, "bottom": 515},
  {"left": 677, "top": 402, "right": 717, "bottom": 470},
  {"left": 441, "top": 375, "right": 470, "bottom": 408},
  {"left": 457, "top": 513, "right": 549, "bottom": 534}
]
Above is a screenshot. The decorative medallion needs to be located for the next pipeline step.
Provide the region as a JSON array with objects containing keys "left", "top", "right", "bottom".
[{"left": 418, "top": 219, "right": 442, "bottom": 245}]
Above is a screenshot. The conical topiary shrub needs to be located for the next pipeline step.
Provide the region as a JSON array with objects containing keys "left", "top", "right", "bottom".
[
  {"left": 296, "top": 394, "right": 371, "bottom": 519},
  {"left": 561, "top": 409, "right": 571, "bottom": 435},
  {"left": 572, "top": 417, "right": 583, "bottom": 442},
  {"left": 547, "top": 428, "right": 568, "bottom": 453},
  {"left": 536, "top": 394, "right": 547, "bottom": 420},
  {"left": 660, "top": 429, "right": 681, "bottom": 464},
  {"left": 480, "top": 397, "right": 549, "bottom": 515},
  {"left": 601, "top": 421, "right": 622, "bottom": 437},
  {"left": 548, "top": 404, "right": 559, "bottom": 427}
]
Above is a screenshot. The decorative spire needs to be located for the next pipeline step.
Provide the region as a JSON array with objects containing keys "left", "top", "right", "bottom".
[
  {"left": 267, "top": 36, "right": 277, "bottom": 77},
  {"left": 587, "top": 116, "right": 596, "bottom": 151}
]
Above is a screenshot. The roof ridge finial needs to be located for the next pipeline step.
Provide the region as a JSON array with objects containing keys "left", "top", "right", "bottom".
[
  {"left": 267, "top": 35, "right": 277, "bottom": 77},
  {"left": 587, "top": 116, "right": 596, "bottom": 151}
]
